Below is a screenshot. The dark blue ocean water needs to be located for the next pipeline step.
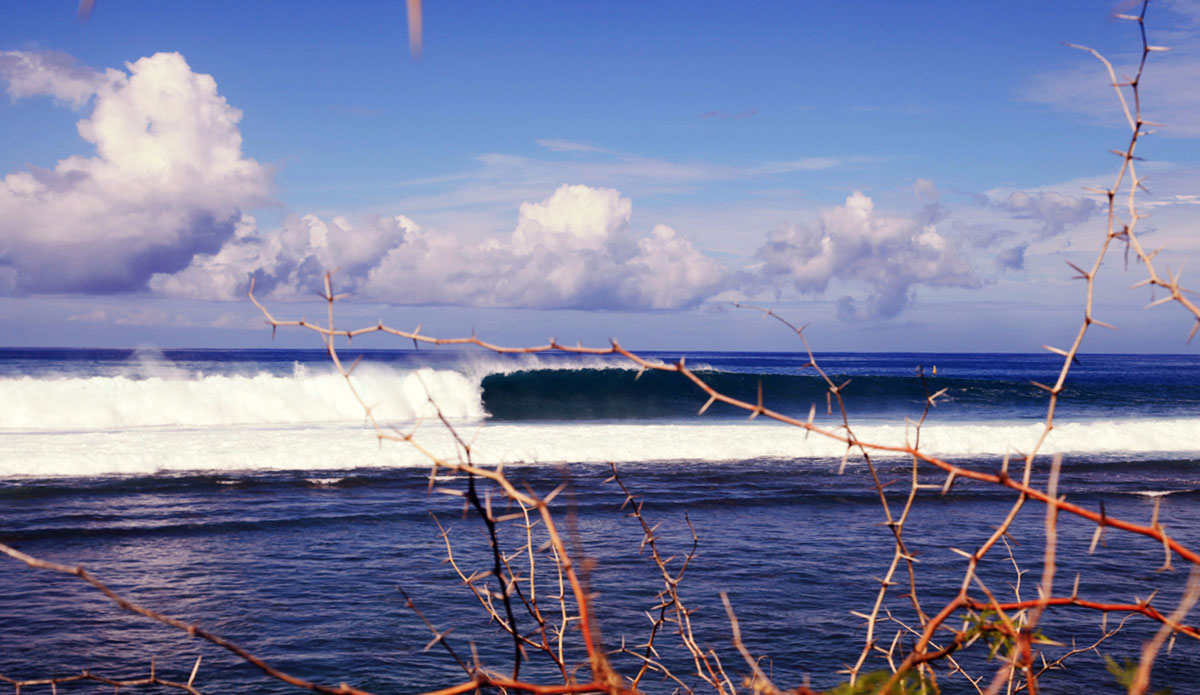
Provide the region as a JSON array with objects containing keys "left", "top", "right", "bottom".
[{"left": 1, "top": 348, "right": 1199, "bottom": 693}]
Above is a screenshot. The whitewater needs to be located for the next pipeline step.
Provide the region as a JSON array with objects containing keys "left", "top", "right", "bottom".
[{"left": 1, "top": 348, "right": 1198, "bottom": 477}]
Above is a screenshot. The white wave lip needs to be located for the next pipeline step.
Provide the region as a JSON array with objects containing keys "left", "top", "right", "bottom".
[
  {"left": 0, "top": 363, "right": 486, "bottom": 430},
  {"left": 454, "top": 352, "right": 684, "bottom": 380},
  {"left": 4, "top": 418, "right": 1198, "bottom": 478}
]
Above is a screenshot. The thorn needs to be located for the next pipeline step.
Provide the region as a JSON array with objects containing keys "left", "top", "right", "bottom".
[
  {"left": 941, "top": 472, "right": 957, "bottom": 496},
  {"left": 543, "top": 482, "right": 568, "bottom": 505},
  {"left": 1065, "top": 261, "right": 1090, "bottom": 279},
  {"left": 1030, "top": 380, "right": 1056, "bottom": 394}
]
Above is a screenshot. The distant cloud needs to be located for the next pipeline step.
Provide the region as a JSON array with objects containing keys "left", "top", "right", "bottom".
[
  {"left": 750, "top": 158, "right": 842, "bottom": 175},
  {"left": 994, "top": 190, "right": 1099, "bottom": 237},
  {"left": 209, "top": 312, "right": 261, "bottom": 329},
  {"left": 848, "top": 104, "right": 934, "bottom": 116},
  {"left": 535, "top": 139, "right": 609, "bottom": 153},
  {"left": 0, "top": 50, "right": 271, "bottom": 295},
  {"left": 0, "top": 50, "right": 107, "bottom": 107},
  {"left": 751, "top": 191, "right": 979, "bottom": 320},
  {"left": 158, "top": 184, "right": 728, "bottom": 311},
  {"left": 913, "top": 178, "right": 939, "bottom": 203},
  {"left": 995, "top": 244, "right": 1027, "bottom": 271},
  {"left": 113, "top": 308, "right": 173, "bottom": 327},
  {"left": 389, "top": 144, "right": 857, "bottom": 227},
  {"left": 1022, "top": 60, "right": 1200, "bottom": 137},
  {"left": 700, "top": 108, "right": 758, "bottom": 120},
  {"left": 66, "top": 305, "right": 196, "bottom": 327},
  {"left": 66, "top": 308, "right": 110, "bottom": 323},
  {"left": 333, "top": 105, "right": 382, "bottom": 117},
  {"left": 1139, "top": 190, "right": 1200, "bottom": 208}
]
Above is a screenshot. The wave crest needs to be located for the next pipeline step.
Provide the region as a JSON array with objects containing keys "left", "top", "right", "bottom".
[{"left": 0, "top": 363, "right": 485, "bottom": 430}]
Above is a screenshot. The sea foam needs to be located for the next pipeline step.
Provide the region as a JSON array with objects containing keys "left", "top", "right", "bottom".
[
  {"left": 0, "top": 363, "right": 485, "bottom": 430},
  {"left": 3, "top": 418, "right": 1197, "bottom": 478}
]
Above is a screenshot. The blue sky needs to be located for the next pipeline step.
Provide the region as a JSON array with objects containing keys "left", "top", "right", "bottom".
[{"left": 1, "top": 1, "right": 1199, "bottom": 352}]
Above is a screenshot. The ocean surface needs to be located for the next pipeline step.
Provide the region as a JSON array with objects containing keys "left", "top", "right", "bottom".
[{"left": 2, "top": 347, "right": 1199, "bottom": 693}]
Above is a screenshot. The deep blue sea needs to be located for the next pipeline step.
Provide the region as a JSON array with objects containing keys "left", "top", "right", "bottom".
[{"left": 2, "top": 348, "right": 1199, "bottom": 693}]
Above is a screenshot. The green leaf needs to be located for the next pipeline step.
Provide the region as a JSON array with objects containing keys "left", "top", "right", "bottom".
[{"left": 828, "top": 669, "right": 939, "bottom": 695}]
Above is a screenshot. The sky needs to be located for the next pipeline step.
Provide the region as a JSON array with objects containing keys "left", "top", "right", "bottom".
[{"left": 1, "top": 1, "right": 1199, "bottom": 352}]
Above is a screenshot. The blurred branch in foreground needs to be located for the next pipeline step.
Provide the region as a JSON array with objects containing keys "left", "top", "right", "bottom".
[{"left": 4, "top": 2, "right": 1199, "bottom": 694}]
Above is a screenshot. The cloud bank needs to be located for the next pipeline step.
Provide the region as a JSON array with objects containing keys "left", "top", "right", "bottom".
[
  {"left": 3, "top": 48, "right": 1118, "bottom": 321},
  {"left": 0, "top": 50, "right": 271, "bottom": 294},
  {"left": 160, "top": 184, "right": 728, "bottom": 310}
]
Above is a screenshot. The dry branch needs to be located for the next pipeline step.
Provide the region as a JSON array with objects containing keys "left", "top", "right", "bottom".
[{"left": 4, "top": 2, "right": 1198, "bottom": 694}]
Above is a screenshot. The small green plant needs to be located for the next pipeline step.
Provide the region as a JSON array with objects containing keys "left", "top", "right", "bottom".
[
  {"left": 959, "top": 609, "right": 1060, "bottom": 661},
  {"left": 828, "top": 668, "right": 937, "bottom": 695},
  {"left": 1106, "top": 655, "right": 1172, "bottom": 695}
]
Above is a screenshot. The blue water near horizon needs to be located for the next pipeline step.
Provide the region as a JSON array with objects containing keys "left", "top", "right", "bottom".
[{"left": 1, "top": 347, "right": 1199, "bottom": 693}]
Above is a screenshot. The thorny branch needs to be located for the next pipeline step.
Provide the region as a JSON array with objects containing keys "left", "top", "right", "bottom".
[{"left": 4, "top": 2, "right": 1199, "bottom": 694}]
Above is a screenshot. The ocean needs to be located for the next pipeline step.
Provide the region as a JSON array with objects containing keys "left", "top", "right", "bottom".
[{"left": 1, "top": 347, "right": 1199, "bottom": 693}]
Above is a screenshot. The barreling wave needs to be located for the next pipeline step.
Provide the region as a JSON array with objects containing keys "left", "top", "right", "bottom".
[
  {"left": 479, "top": 368, "right": 1200, "bottom": 421},
  {"left": 5, "top": 357, "right": 1200, "bottom": 432}
]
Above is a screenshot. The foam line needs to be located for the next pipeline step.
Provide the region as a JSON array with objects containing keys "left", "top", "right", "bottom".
[{"left": 4, "top": 418, "right": 1197, "bottom": 478}]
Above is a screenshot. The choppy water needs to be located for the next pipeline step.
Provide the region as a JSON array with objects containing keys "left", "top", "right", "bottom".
[{"left": 1, "top": 348, "right": 1199, "bottom": 693}]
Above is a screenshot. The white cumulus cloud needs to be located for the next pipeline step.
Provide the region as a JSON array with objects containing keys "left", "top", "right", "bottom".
[
  {"left": 151, "top": 212, "right": 415, "bottom": 301},
  {"left": 364, "top": 184, "right": 728, "bottom": 310},
  {"left": 753, "top": 191, "right": 979, "bottom": 320},
  {"left": 0, "top": 50, "right": 271, "bottom": 294},
  {"left": 160, "top": 184, "right": 728, "bottom": 311}
]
